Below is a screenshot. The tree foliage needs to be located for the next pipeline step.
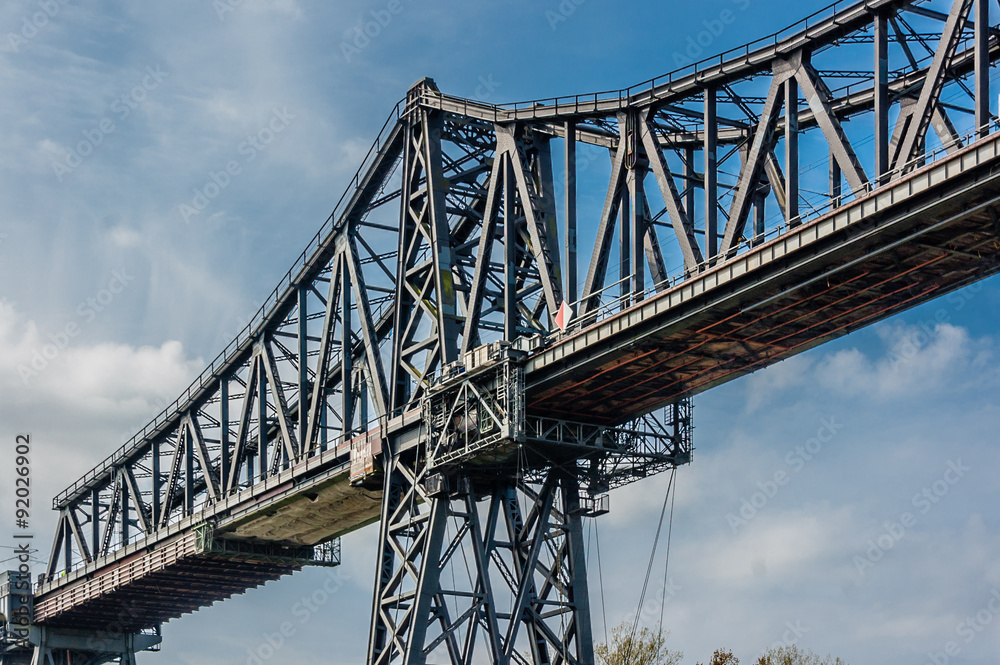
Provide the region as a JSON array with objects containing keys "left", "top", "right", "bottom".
[
  {"left": 595, "top": 622, "right": 683, "bottom": 665},
  {"left": 753, "top": 645, "right": 847, "bottom": 665},
  {"left": 696, "top": 648, "right": 740, "bottom": 665},
  {"left": 595, "top": 624, "right": 848, "bottom": 665}
]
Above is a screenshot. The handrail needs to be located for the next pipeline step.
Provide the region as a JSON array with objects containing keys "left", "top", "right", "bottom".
[
  {"left": 416, "top": 0, "right": 917, "bottom": 121},
  {"left": 562, "top": 117, "right": 1000, "bottom": 329}
]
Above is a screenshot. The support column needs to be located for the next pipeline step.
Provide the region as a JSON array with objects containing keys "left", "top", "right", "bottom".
[
  {"left": 297, "top": 286, "right": 308, "bottom": 445},
  {"left": 874, "top": 11, "right": 890, "bottom": 181},
  {"left": 90, "top": 487, "right": 101, "bottom": 559},
  {"left": 704, "top": 88, "right": 718, "bottom": 258},
  {"left": 975, "top": 0, "right": 990, "bottom": 137},
  {"left": 341, "top": 259, "right": 354, "bottom": 436},
  {"left": 184, "top": 426, "right": 194, "bottom": 515},
  {"left": 257, "top": 357, "right": 268, "bottom": 480},
  {"left": 219, "top": 379, "right": 229, "bottom": 493},
  {"left": 150, "top": 439, "right": 161, "bottom": 528},
  {"left": 62, "top": 517, "right": 72, "bottom": 573},
  {"left": 626, "top": 161, "right": 646, "bottom": 302},
  {"left": 830, "top": 151, "right": 842, "bottom": 209},
  {"left": 119, "top": 471, "right": 129, "bottom": 547},
  {"left": 565, "top": 120, "right": 577, "bottom": 306},
  {"left": 367, "top": 467, "right": 596, "bottom": 665},
  {"left": 619, "top": 184, "right": 630, "bottom": 305},
  {"left": 563, "top": 475, "right": 595, "bottom": 665},
  {"left": 684, "top": 146, "right": 696, "bottom": 222},
  {"left": 784, "top": 77, "right": 799, "bottom": 226},
  {"left": 503, "top": 156, "right": 517, "bottom": 342},
  {"left": 753, "top": 191, "right": 766, "bottom": 246}
]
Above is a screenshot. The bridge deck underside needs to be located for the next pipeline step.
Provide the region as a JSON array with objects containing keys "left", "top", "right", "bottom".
[
  {"left": 33, "top": 532, "right": 305, "bottom": 632},
  {"left": 528, "top": 155, "right": 1000, "bottom": 424},
  {"left": 32, "top": 451, "right": 374, "bottom": 632}
]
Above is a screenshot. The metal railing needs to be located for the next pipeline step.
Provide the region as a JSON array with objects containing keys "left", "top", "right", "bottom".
[
  {"left": 418, "top": 0, "right": 915, "bottom": 121},
  {"left": 561, "top": 117, "right": 1000, "bottom": 334}
]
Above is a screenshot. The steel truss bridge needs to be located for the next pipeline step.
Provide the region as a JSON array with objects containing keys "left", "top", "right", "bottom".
[{"left": 5, "top": 0, "right": 1000, "bottom": 662}]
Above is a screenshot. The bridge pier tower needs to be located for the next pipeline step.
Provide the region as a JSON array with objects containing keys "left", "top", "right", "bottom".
[
  {"left": 368, "top": 80, "right": 693, "bottom": 664},
  {"left": 368, "top": 462, "right": 597, "bottom": 665},
  {"left": 366, "top": 347, "right": 690, "bottom": 665}
]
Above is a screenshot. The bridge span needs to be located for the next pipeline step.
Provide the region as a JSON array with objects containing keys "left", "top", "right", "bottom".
[{"left": 3, "top": 0, "right": 1000, "bottom": 663}]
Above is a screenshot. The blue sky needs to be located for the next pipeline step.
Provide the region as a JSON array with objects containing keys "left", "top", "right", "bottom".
[{"left": 1, "top": 0, "right": 1000, "bottom": 664}]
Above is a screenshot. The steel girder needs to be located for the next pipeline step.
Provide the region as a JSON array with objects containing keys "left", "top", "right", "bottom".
[
  {"left": 48, "top": 0, "right": 1000, "bottom": 551},
  {"left": 368, "top": 462, "right": 595, "bottom": 665},
  {"left": 43, "top": 106, "right": 407, "bottom": 581},
  {"left": 34, "top": 0, "right": 1000, "bottom": 664},
  {"left": 392, "top": 80, "right": 565, "bottom": 417}
]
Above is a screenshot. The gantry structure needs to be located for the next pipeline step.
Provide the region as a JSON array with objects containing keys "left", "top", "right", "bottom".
[{"left": 4, "top": 0, "right": 1000, "bottom": 663}]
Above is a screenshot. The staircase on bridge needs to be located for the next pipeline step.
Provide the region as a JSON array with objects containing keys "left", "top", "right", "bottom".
[{"left": 4, "top": 0, "right": 1000, "bottom": 663}]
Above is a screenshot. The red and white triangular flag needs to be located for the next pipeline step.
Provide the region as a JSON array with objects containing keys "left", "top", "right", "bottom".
[{"left": 555, "top": 301, "right": 574, "bottom": 332}]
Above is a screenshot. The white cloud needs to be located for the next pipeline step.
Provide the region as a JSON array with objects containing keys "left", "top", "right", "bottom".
[
  {"left": 814, "top": 322, "right": 985, "bottom": 398},
  {"left": 742, "top": 322, "right": 997, "bottom": 408},
  {"left": 681, "top": 507, "right": 857, "bottom": 586},
  {"left": 744, "top": 354, "right": 813, "bottom": 412},
  {"left": 0, "top": 299, "right": 200, "bottom": 409},
  {"left": 0, "top": 300, "right": 202, "bottom": 486},
  {"left": 108, "top": 225, "right": 141, "bottom": 247}
]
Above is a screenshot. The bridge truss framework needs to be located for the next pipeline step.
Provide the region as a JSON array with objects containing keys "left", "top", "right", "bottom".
[{"left": 3, "top": 0, "right": 1000, "bottom": 663}]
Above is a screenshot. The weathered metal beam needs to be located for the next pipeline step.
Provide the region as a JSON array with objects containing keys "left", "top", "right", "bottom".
[
  {"left": 875, "top": 11, "right": 890, "bottom": 182},
  {"left": 721, "top": 70, "right": 788, "bottom": 255},
  {"left": 705, "top": 87, "right": 719, "bottom": 257},
  {"left": 640, "top": 116, "right": 703, "bottom": 270},
  {"left": 892, "top": 0, "right": 974, "bottom": 171}
]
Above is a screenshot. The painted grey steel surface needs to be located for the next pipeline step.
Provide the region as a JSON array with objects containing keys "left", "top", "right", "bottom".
[{"left": 11, "top": 1, "right": 1000, "bottom": 664}]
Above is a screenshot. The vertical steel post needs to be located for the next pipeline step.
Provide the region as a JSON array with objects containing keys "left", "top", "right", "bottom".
[
  {"left": 257, "top": 358, "right": 268, "bottom": 480},
  {"left": 619, "top": 181, "right": 630, "bottom": 305},
  {"left": 320, "top": 399, "right": 328, "bottom": 452},
  {"left": 785, "top": 77, "right": 799, "bottom": 225},
  {"left": 704, "top": 88, "right": 718, "bottom": 257},
  {"left": 342, "top": 259, "right": 354, "bottom": 436},
  {"left": 368, "top": 462, "right": 403, "bottom": 664},
  {"left": 63, "top": 516, "right": 72, "bottom": 573},
  {"left": 391, "top": 114, "right": 417, "bottom": 413},
  {"left": 401, "top": 497, "right": 448, "bottom": 665},
  {"left": 423, "top": 110, "right": 459, "bottom": 366},
  {"left": 830, "top": 151, "right": 842, "bottom": 209},
  {"left": 684, "top": 146, "right": 696, "bottom": 223},
  {"left": 504, "top": 156, "right": 517, "bottom": 342},
  {"left": 563, "top": 476, "right": 595, "bottom": 665},
  {"left": 297, "top": 286, "right": 308, "bottom": 444},
  {"left": 151, "top": 438, "right": 160, "bottom": 528},
  {"left": 627, "top": 162, "right": 645, "bottom": 301},
  {"left": 753, "top": 192, "right": 765, "bottom": 245},
  {"left": 219, "top": 379, "right": 229, "bottom": 493},
  {"left": 358, "top": 373, "right": 369, "bottom": 429},
  {"left": 875, "top": 11, "right": 890, "bottom": 181},
  {"left": 120, "top": 470, "right": 129, "bottom": 547},
  {"left": 91, "top": 487, "right": 100, "bottom": 560},
  {"left": 975, "top": 0, "right": 990, "bottom": 137},
  {"left": 565, "top": 120, "right": 577, "bottom": 307},
  {"left": 184, "top": 428, "right": 194, "bottom": 515}
]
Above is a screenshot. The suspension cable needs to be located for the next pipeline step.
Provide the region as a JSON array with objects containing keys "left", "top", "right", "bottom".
[
  {"left": 594, "top": 518, "right": 609, "bottom": 646},
  {"left": 658, "top": 473, "right": 678, "bottom": 635},
  {"left": 625, "top": 468, "right": 676, "bottom": 662}
]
